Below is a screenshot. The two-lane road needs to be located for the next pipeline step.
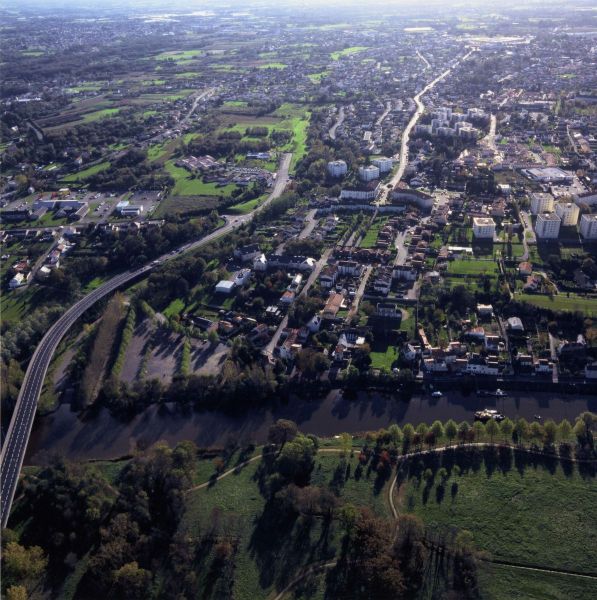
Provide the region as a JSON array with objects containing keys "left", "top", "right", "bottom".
[{"left": 0, "top": 153, "right": 292, "bottom": 526}]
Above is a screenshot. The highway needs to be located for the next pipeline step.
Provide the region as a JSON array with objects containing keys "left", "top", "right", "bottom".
[{"left": 0, "top": 152, "right": 292, "bottom": 526}]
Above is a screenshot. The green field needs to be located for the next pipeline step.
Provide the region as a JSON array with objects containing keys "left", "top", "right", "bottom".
[
  {"left": 306, "top": 71, "right": 330, "bottom": 83},
  {"left": 61, "top": 161, "right": 110, "bottom": 182},
  {"left": 81, "top": 108, "right": 120, "bottom": 123},
  {"left": 227, "top": 195, "right": 266, "bottom": 215},
  {"left": 447, "top": 259, "right": 499, "bottom": 276},
  {"left": 517, "top": 293, "right": 597, "bottom": 316},
  {"left": 155, "top": 50, "right": 204, "bottom": 62},
  {"left": 402, "top": 459, "right": 597, "bottom": 574},
  {"left": 164, "top": 161, "right": 236, "bottom": 196},
  {"left": 330, "top": 46, "right": 368, "bottom": 60},
  {"left": 258, "top": 62, "right": 287, "bottom": 69},
  {"left": 369, "top": 342, "right": 398, "bottom": 370},
  {"left": 178, "top": 451, "right": 389, "bottom": 600}
]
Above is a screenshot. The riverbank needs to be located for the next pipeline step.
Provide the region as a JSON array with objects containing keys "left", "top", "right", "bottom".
[{"left": 26, "top": 389, "right": 596, "bottom": 463}]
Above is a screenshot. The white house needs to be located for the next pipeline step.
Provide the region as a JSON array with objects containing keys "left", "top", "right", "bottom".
[{"left": 9, "top": 272, "right": 30, "bottom": 289}]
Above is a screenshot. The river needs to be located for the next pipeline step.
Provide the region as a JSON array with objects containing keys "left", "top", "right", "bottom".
[{"left": 26, "top": 390, "right": 596, "bottom": 463}]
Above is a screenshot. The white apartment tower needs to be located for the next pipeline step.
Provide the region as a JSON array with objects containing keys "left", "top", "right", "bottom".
[
  {"left": 327, "top": 160, "right": 348, "bottom": 178},
  {"left": 555, "top": 202, "right": 580, "bottom": 227},
  {"left": 371, "top": 157, "right": 393, "bottom": 173},
  {"left": 579, "top": 214, "right": 597, "bottom": 240},
  {"left": 359, "top": 164, "right": 380, "bottom": 182},
  {"left": 530, "top": 193, "right": 554, "bottom": 215},
  {"left": 472, "top": 217, "right": 496, "bottom": 239},
  {"left": 535, "top": 212, "right": 561, "bottom": 239}
]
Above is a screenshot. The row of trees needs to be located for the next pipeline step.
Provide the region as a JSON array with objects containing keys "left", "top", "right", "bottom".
[{"left": 368, "top": 413, "right": 596, "bottom": 455}]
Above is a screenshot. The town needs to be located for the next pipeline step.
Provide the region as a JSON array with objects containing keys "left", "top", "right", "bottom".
[{"left": 0, "top": 1, "right": 596, "bottom": 600}]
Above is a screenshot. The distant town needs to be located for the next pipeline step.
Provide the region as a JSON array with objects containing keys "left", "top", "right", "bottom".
[{"left": 1, "top": 1, "right": 596, "bottom": 599}]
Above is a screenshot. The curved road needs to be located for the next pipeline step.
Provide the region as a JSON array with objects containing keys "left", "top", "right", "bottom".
[
  {"left": 0, "top": 152, "right": 292, "bottom": 526},
  {"left": 379, "top": 48, "right": 476, "bottom": 204},
  {"left": 329, "top": 106, "right": 345, "bottom": 140}
]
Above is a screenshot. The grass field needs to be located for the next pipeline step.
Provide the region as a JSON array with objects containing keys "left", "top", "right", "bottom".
[
  {"left": 402, "top": 460, "right": 597, "bottom": 574},
  {"left": 330, "top": 46, "right": 368, "bottom": 60},
  {"left": 258, "top": 62, "right": 287, "bottom": 69},
  {"left": 447, "top": 259, "right": 499, "bottom": 276},
  {"left": 306, "top": 71, "right": 330, "bottom": 83},
  {"left": 517, "top": 293, "right": 597, "bottom": 316},
  {"left": 178, "top": 451, "right": 390, "bottom": 600},
  {"left": 155, "top": 50, "right": 204, "bottom": 62},
  {"left": 153, "top": 195, "right": 220, "bottom": 218},
  {"left": 164, "top": 161, "right": 237, "bottom": 196},
  {"left": 369, "top": 342, "right": 398, "bottom": 370},
  {"left": 61, "top": 161, "right": 110, "bottom": 182},
  {"left": 359, "top": 217, "right": 387, "bottom": 248},
  {"left": 81, "top": 108, "right": 120, "bottom": 123},
  {"left": 227, "top": 195, "right": 266, "bottom": 215}
]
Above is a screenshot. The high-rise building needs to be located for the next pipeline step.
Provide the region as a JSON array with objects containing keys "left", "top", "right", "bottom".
[
  {"left": 555, "top": 202, "right": 580, "bottom": 226},
  {"left": 472, "top": 217, "right": 496, "bottom": 239},
  {"left": 327, "top": 160, "right": 348, "bottom": 178},
  {"left": 535, "top": 212, "right": 561, "bottom": 239},
  {"left": 359, "top": 165, "right": 380, "bottom": 182},
  {"left": 579, "top": 214, "right": 597, "bottom": 240},
  {"left": 530, "top": 193, "right": 554, "bottom": 215}
]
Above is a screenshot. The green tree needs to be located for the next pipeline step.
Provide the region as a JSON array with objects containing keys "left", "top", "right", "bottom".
[
  {"left": 485, "top": 419, "right": 499, "bottom": 443},
  {"left": 558, "top": 419, "right": 572, "bottom": 441},
  {"left": 500, "top": 418, "right": 514, "bottom": 443},
  {"left": 268, "top": 419, "right": 298, "bottom": 449},
  {"left": 457, "top": 421, "right": 470, "bottom": 443},
  {"left": 2, "top": 542, "right": 47, "bottom": 591},
  {"left": 388, "top": 424, "right": 403, "bottom": 447},
  {"left": 514, "top": 418, "right": 529, "bottom": 445},
  {"left": 445, "top": 419, "right": 458, "bottom": 444},
  {"left": 472, "top": 421, "right": 485, "bottom": 442},
  {"left": 416, "top": 423, "right": 429, "bottom": 438},
  {"left": 6, "top": 587, "right": 27, "bottom": 600},
  {"left": 402, "top": 423, "right": 415, "bottom": 445},
  {"left": 543, "top": 420, "right": 558, "bottom": 445},
  {"left": 529, "top": 421, "right": 544, "bottom": 445},
  {"left": 430, "top": 420, "right": 444, "bottom": 442},
  {"left": 113, "top": 561, "right": 152, "bottom": 600}
]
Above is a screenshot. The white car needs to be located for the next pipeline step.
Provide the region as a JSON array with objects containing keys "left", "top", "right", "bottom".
[{"left": 431, "top": 391, "right": 443, "bottom": 398}]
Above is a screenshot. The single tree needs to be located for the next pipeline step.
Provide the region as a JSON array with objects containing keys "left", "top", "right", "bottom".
[
  {"left": 558, "top": 419, "right": 572, "bottom": 441},
  {"left": 543, "top": 420, "right": 558, "bottom": 446},
  {"left": 445, "top": 419, "right": 458, "bottom": 444},
  {"left": 486, "top": 419, "right": 499, "bottom": 443},
  {"left": 457, "top": 421, "right": 470, "bottom": 444},
  {"left": 514, "top": 418, "right": 529, "bottom": 445},
  {"left": 430, "top": 420, "right": 444, "bottom": 442},
  {"left": 472, "top": 421, "right": 486, "bottom": 442},
  {"left": 500, "top": 418, "right": 514, "bottom": 443},
  {"left": 268, "top": 419, "right": 298, "bottom": 449}
]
